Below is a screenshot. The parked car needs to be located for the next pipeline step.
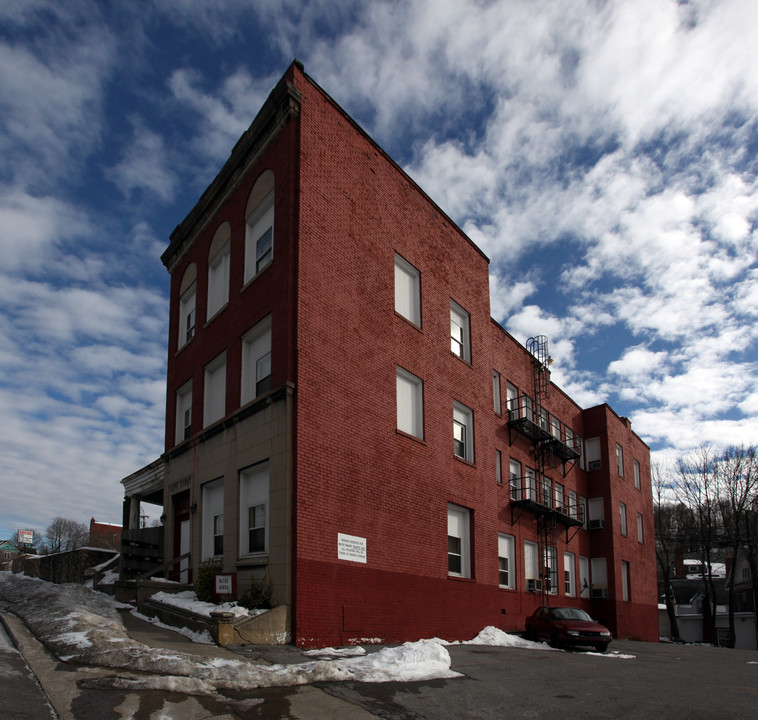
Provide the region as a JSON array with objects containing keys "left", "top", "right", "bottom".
[{"left": 525, "top": 606, "right": 612, "bottom": 652}]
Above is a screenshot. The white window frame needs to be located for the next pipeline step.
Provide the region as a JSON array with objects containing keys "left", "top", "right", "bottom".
[
  {"left": 637, "top": 512, "right": 644, "bottom": 544},
  {"left": 524, "top": 540, "right": 539, "bottom": 583},
  {"left": 544, "top": 545, "right": 558, "bottom": 594},
  {"left": 620, "top": 501, "right": 628, "bottom": 536},
  {"left": 555, "top": 482, "right": 565, "bottom": 511},
  {"left": 621, "top": 560, "right": 631, "bottom": 602},
  {"left": 493, "top": 370, "right": 501, "bottom": 414},
  {"left": 178, "top": 283, "right": 196, "bottom": 348},
  {"left": 241, "top": 315, "right": 272, "bottom": 405},
  {"left": 564, "top": 551, "right": 576, "bottom": 596},
  {"left": 447, "top": 503, "right": 471, "bottom": 578},
  {"left": 207, "top": 239, "right": 230, "bottom": 319},
  {"left": 550, "top": 414, "right": 560, "bottom": 439},
  {"left": 396, "top": 367, "right": 424, "bottom": 439},
  {"left": 453, "top": 401, "right": 474, "bottom": 463},
  {"left": 634, "top": 459, "right": 641, "bottom": 490},
  {"left": 495, "top": 450, "right": 503, "bottom": 484},
  {"left": 203, "top": 352, "right": 226, "bottom": 427},
  {"left": 569, "top": 489, "right": 578, "bottom": 520},
  {"left": 506, "top": 383, "right": 518, "bottom": 421},
  {"left": 589, "top": 497, "right": 604, "bottom": 525},
  {"left": 450, "top": 299, "right": 471, "bottom": 362},
  {"left": 580, "top": 495, "right": 588, "bottom": 529},
  {"left": 239, "top": 463, "right": 269, "bottom": 557},
  {"left": 245, "top": 190, "right": 274, "bottom": 282},
  {"left": 591, "top": 557, "right": 608, "bottom": 592},
  {"left": 524, "top": 467, "right": 537, "bottom": 502},
  {"left": 579, "top": 555, "right": 590, "bottom": 598},
  {"left": 509, "top": 459, "right": 522, "bottom": 500},
  {"left": 616, "top": 443, "right": 624, "bottom": 476},
  {"left": 498, "top": 533, "right": 515, "bottom": 589},
  {"left": 201, "top": 478, "right": 224, "bottom": 561},
  {"left": 394, "top": 253, "right": 421, "bottom": 326},
  {"left": 175, "top": 380, "right": 192, "bottom": 445}
]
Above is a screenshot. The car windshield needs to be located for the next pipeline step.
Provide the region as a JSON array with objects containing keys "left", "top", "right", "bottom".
[{"left": 550, "top": 608, "right": 592, "bottom": 621}]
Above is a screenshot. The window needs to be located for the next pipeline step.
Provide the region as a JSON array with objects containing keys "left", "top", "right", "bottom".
[
  {"left": 175, "top": 380, "right": 192, "bottom": 445},
  {"left": 240, "top": 463, "right": 269, "bottom": 556},
  {"left": 493, "top": 371, "right": 501, "bottom": 413},
  {"left": 555, "top": 483, "right": 565, "bottom": 511},
  {"left": 634, "top": 460, "right": 641, "bottom": 490},
  {"left": 447, "top": 504, "right": 471, "bottom": 577},
  {"left": 204, "top": 353, "right": 226, "bottom": 427},
  {"left": 498, "top": 533, "right": 515, "bottom": 589},
  {"left": 509, "top": 459, "right": 522, "bottom": 500},
  {"left": 619, "top": 501, "right": 627, "bottom": 536},
  {"left": 396, "top": 367, "right": 424, "bottom": 439},
  {"left": 394, "top": 254, "right": 420, "bottom": 326},
  {"left": 637, "top": 512, "right": 644, "bottom": 543},
  {"left": 621, "top": 560, "right": 631, "bottom": 602},
  {"left": 588, "top": 497, "right": 604, "bottom": 525},
  {"left": 453, "top": 401, "right": 474, "bottom": 462},
  {"left": 580, "top": 496, "right": 588, "bottom": 529},
  {"left": 524, "top": 467, "right": 537, "bottom": 501},
  {"left": 569, "top": 489, "right": 578, "bottom": 520},
  {"left": 207, "top": 224, "right": 231, "bottom": 319},
  {"left": 585, "top": 436, "right": 601, "bottom": 470},
  {"left": 201, "top": 479, "right": 224, "bottom": 560},
  {"left": 543, "top": 546, "right": 558, "bottom": 594},
  {"left": 450, "top": 300, "right": 471, "bottom": 362},
  {"left": 244, "top": 171, "right": 274, "bottom": 282},
  {"left": 495, "top": 450, "right": 503, "bottom": 484},
  {"left": 524, "top": 540, "right": 539, "bottom": 585},
  {"left": 539, "top": 407, "right": 549, "bottom": 432},
  {"left": 564, "top": 552, "right": 575, "bottom": 596},
  {"left": 550, "top": 414, "right": 560, "bottom": 439},
  {"left": 178, "top": 282, "right": 196, "bottom": 348},
  {"left": 506, "top": 383, "right": 518, "bottom": 420},
  {"left": 241, "top": 315, "right": 272, "bottom": 404},
  {"left": 616, "top": 443, "right": 624, "bottom": 476},
  {"left": 579, "top": 556, "right": 590, "bottom": 598},
  {"left": 591, "top": 557, "right": 608, "bottom": 593}
]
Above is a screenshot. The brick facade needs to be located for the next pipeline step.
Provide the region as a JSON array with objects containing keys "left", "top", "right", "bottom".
[{"left": 158, "top": 60, "right": 658, "bottom": 648}]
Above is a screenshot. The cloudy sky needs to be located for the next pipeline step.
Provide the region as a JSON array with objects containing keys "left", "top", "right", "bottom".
[{"left": 2, "top": 0, "right": 757, "bottom": 540}]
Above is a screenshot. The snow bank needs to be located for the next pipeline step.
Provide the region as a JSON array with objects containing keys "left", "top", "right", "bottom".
[
  {"left": 149, "top": 590, "right": 255, "bottom": 619},
  {"left": 466, "top": 626, "right": 547, "bottom": 650}
]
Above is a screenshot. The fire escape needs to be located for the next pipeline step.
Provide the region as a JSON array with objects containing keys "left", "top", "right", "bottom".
[{"left": 507, "top": 336, "right": 582, "bottom": 606}]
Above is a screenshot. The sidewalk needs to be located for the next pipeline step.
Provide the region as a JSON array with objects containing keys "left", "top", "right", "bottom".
[{"left": 0, "top": 613, "right": 57, "bottom": 720}]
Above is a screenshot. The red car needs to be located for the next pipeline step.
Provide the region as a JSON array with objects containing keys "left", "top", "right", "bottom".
[{"left": 525, "top": 606, "right": 612, "bottom": 652}]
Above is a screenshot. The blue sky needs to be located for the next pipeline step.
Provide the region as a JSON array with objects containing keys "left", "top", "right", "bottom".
[{"left": 2, "top": 0, "right": 757, "bottom": 540}]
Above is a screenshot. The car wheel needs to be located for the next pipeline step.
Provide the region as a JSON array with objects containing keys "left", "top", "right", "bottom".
[
  {"left": 594, "top": 644, "right": 608, "bottom": 653},
  {"left": 525, "top": 625, "right": 535, "bottom": 641},
  {"left": 550, "top": 631, "right": 563, "bottom": 649}
]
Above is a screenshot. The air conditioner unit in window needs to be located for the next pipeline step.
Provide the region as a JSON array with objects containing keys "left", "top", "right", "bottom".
[
  {"left": 526, "top": 578, "right": 543, "bottom": 592},
  {"left": 591, "top": 588, "right": 608, "bottom": 599},
  {"left": 589, "top": 519, "right": 605, "bottom": 531},
  {"left": 588, "top": 460, "right": 601, "bottom": 471}
]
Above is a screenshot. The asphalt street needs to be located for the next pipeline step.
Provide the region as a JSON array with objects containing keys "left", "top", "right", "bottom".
[{"left": 1, "top": 606, "right": 757, "bottom": 720}]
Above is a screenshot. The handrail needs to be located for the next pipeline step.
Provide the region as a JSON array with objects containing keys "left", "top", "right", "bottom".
[{"left": 134, "top": 552, "right": 190, "bottom": 582}]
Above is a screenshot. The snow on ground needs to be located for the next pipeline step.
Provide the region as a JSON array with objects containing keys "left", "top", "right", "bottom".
[
  {"left": 149, "top": 590, "right": 260, "bottom": 619},
  {"left": 130, "top": 610, "right": 215, "bottom": 645},
  {"left": 0, "top": 573, "right": 633, "bottom": 697}
]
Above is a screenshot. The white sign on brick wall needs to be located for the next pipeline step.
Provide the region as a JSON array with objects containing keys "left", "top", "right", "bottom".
[{"left": 337, "top": 533, "right": 367, "bottom": 563}]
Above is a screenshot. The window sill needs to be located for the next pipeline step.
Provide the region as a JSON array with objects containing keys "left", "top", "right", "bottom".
[
  {"left": 236, "top": 555, "right": 269, "bottom": 568},
  {"left": 241, "top": 260, "right": 272, "bottom": 292},
  {"left": 447, "top": 574, "right": 475, "bottom": 583},
  {"left": 205, "top": 303, "right": 228, "bottom": 327},
  {"left": 395, "top": 429, "right": 426, "bottom": 446},
  {"left": 175, "top": 336, "right": 195, "bottom": 356},
  {"left": 450, "top": 352, "right": 473, "bottom": 368},
  {"left": 498, "top": 586, "right": 517, "bottom": 592},
  {"left": 394, "top": 312, "right": 423, "bottom": 332},
  {"left": 453, "top": 455, "right": 476, "bottom": 469}
]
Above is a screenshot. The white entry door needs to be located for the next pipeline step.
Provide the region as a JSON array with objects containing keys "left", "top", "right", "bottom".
[{"left": 180, "top": 520, "right": 190, "bottom": 584}]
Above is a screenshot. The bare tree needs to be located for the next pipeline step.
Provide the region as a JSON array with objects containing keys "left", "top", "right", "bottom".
[
  {"left": 45, "top": 517, "right": 88, "bottom": 553},
  {"left": 653, "top": 462, "right": 680, "bottom": 640},
  {"left": 715, "top": 445, "right": 758, "bottom": 648},
  {"left": 675, "top": 445, "right": 720, "bottom": 644}
]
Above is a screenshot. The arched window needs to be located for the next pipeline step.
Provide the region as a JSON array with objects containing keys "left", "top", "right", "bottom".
[
  {"left": 244, "top": 170, "right": 274, "bottom": 282},
  {"left": 207, "top": 222, "right": 231, "bottom": 319},
  {"left": 177, "top": 263, "right": 197, "bottom": 349}
]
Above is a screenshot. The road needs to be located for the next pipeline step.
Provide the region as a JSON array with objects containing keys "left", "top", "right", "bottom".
[{"left": 1, "top": 610, "right": 757, "bottom": 719}]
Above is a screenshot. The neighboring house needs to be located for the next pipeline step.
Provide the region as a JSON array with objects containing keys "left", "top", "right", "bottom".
[
  {"left": 89, "top": 518, "right": 122, "bottom": 550},
  {"left": 0, "top": 540, "right": 19, "bottom": 571},
  {"left": 121, "top": 60, "right": 659, "bottom": 648}
]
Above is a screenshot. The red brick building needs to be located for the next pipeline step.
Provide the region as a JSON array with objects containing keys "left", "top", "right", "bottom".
[{"left": 128, "top": 60, "right": 658, "bottom": 647}]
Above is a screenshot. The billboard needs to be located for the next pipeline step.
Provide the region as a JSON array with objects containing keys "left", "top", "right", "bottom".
[{"left": 18, "top": 529, "right": 34, "bottom": 545}]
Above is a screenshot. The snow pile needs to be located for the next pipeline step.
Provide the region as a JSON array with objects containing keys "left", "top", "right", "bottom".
[
  {"left": 0, "top": 573, "right": 460, "bottom": 690},
  {"left": 150, "top": 590, "right": 256, "bottom": 619},
  {"left": 303, "top": 646, "right": 367, "bottom": 658},
  {"left": 466, "top": 626, "right": 547, "bottom": 650},
  {"left": 131, "top": 610, "right": 215, "bottom": 645}
]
